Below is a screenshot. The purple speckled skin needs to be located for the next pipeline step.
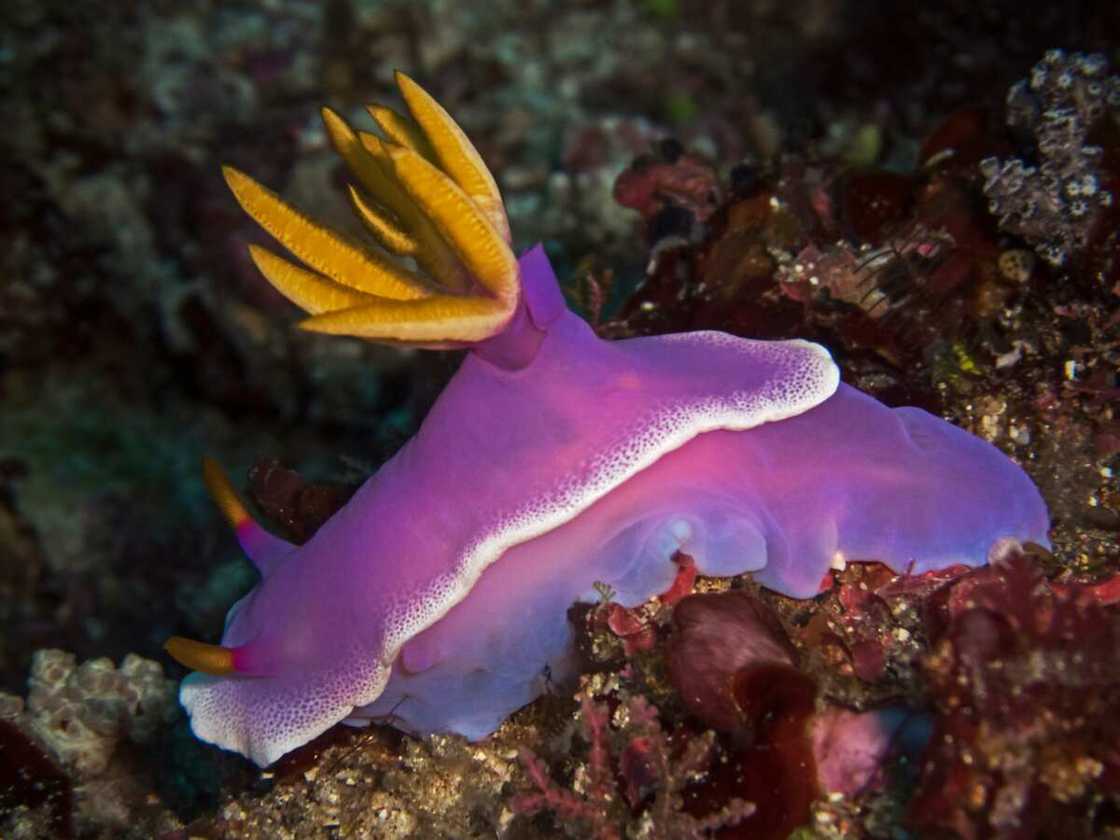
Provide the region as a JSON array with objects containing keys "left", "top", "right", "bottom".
[{"left": 181, "top": 246, "right": 1049, "bottom": 766}]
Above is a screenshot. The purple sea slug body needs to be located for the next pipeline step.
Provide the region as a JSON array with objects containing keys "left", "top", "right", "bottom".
[{"left": 166, "top": 73, "right": 1050, "bottom": 767}]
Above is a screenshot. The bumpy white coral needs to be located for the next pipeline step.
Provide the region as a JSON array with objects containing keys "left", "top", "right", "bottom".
[
  {"left": 981, "top": 50, "right": 1118, "bottom": 268},
  {"left": 0, "top": 649, "right": 177, "bottom": 777}
]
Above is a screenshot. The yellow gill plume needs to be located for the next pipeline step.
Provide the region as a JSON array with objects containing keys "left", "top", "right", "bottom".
[{"left": 223, "top": 71, "right": 518, "bottom": 345}]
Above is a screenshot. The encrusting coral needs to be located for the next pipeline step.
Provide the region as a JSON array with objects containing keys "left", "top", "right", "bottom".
[
  {"left": 981, "top": 50, "right": 1119, "bottom": 268},
  {"left": 0, "top": 649, "right": 177, "bottom": 778}
]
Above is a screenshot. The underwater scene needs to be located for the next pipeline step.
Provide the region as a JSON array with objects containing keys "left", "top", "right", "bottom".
[{"left": 1, "top": 0, "right": 1119, "bottom": 837}]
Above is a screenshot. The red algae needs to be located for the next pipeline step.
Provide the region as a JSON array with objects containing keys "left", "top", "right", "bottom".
[
  {"left": 512, "top": 689, "right": 754, "bottom": 840},
  {"left": 665, "top": 591, "right": 796, "bottom": 733},
  {"left": 604, "top": 603, "right": 656, "bottom": 656},
  {"left": 659, "top": 552, "right": 698, "bottom": 608},
  {"left": 686, "top": 662, "right": 819, "bottom": 840},
  {"left": 613, "top": 144, "right": 722, "bottom": 235},
  {"left": 246, "top": 459, "right": 354, "bottom": 544},
  {"left": 909, "top": 549, "right": 1120, "bottom": 838},
  {"left": 838, "top": 170, "right": 915, "bottom": 245},
  {"left": 665, "top": 592, "right": 830, "bottom": 838}
]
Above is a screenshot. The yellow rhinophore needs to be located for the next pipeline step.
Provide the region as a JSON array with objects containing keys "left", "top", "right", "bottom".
[
  {"left": 165, "top": 636, "right": 237, "bottom": 676},
  {"left": 223, "top": 71, "right": 518, "bottom": 346},
  {"left": 201, "top": 455, "right": 253, "bottom": 531}
]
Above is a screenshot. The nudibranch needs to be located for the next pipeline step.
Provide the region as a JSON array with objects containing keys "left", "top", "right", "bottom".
[{"left": 166, "top": 72, "right": 1049, "bottom": 767}]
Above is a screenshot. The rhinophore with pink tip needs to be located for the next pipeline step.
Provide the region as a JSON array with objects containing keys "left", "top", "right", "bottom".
[{"left": 166, "top": 73, "right": 1049, "bottom": 767}]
